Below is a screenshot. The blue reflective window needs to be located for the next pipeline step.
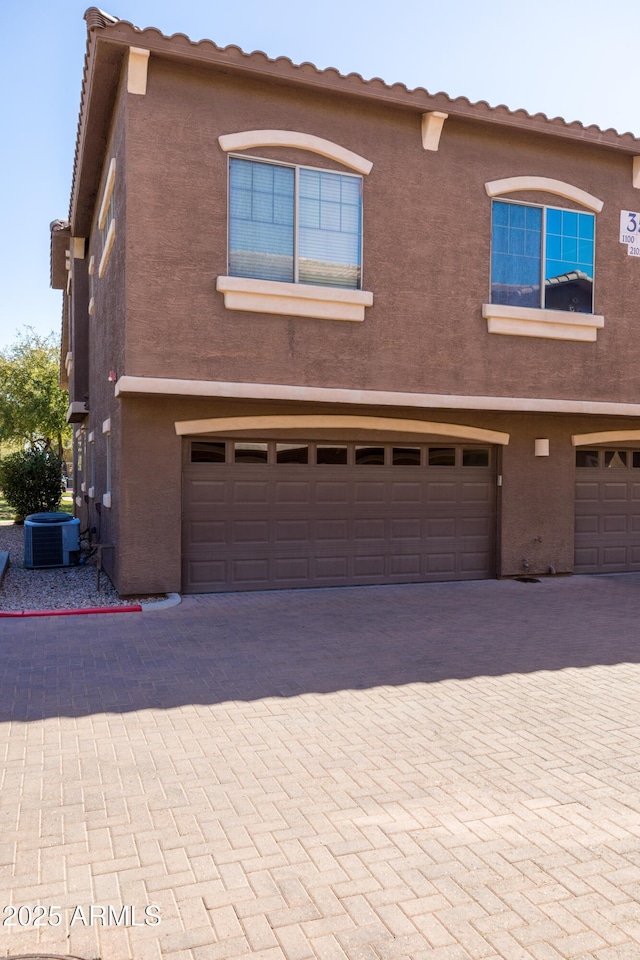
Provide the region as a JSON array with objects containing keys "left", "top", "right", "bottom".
[
  {"left": 491, "top": 200, "right": 594, "bottom": 314},
  {"left": 229, "top": 158, "right": 362, "bottom": 289}
]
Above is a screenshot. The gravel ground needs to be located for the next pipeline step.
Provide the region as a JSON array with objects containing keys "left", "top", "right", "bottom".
[{"left": 0, "top": 521, "right": 167, "bottom": 610}]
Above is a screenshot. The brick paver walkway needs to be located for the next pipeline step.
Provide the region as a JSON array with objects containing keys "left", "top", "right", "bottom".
[{"left": 2, "top": 574, "right": 640, "bottom": 959}]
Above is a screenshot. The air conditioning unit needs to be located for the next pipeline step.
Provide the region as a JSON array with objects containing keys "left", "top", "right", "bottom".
[{"left": 24, "top": 513, "right": 81, "bottom": 568}]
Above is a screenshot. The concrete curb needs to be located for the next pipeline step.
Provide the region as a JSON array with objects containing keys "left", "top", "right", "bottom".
[
  {"left": 140, "top": 592, "right": 182, "bottom": 611},
  {"left": 0, "top": 605, "right": 142, "bottom": 618}
]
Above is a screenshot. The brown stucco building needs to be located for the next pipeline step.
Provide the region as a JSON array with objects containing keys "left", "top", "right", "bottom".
[{"left": 52, "top": 8, "right": 640, "bottom": 595}]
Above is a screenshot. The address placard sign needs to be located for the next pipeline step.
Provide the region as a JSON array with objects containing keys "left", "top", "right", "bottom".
[{"left": 620, "top": 210, "right": 640, "bottom": 256}]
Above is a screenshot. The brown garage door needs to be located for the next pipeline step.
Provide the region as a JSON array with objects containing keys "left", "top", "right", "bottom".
[
  {"left": 575, "top": 447, "right": 640, "bottom": 573},
  {"left": 182, "top": 439, "right": 496, "bottom": 592}
]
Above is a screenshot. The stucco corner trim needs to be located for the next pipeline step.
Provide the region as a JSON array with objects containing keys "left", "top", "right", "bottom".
[
  {"left": 216, "top": 276, "right": 373, "bottom": 322},
  {"left": 127, "top": 46, "right": 150, "bottom": 95},
  {"left": 72, "top": 237, "right": 85, "bottom": 260},
  {"left": 482, "top": 303, "right": 604, "bottom": 342},
  {"left": 421, "top": 112, "right": 448, "bottom": 151},
  {"left": 174, "top": 414, "right": 510, "bottom": 445},
  {"left": 485, "top": 177, "right": 603, "bottom": 213},
  {"left": 88, "top": 297, "right": 95, "bottom": 316},
  {"left": 102, "top": 418, "right": 111, "bottom": 434},
  {"left": 573, "top": 430, "right": 640, "bottom": 446},
  {"left": 218, "top": 130, "right": 373, "bottom": 175}
]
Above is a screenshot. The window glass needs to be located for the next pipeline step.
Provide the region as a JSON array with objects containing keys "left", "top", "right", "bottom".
[
  {"left": 491, "top": 201, "right": 542, "bottom": 308},
  {"left": 229, "top": 158, "right": 362, "bottom": 290},
  {"left": 355, "top": 446, "right": 385, "bottom": 465},
  {"left": 428, "top": 447, "right": 456, "bottom": 466},
  {"left": 316, "top": 445, "right": 348, "bottom": 464},
  {"left": 276, "top": 444, "right": 308, "bottom": 464},
  {"left": 392, "top": 447, "right": 421, "bottom": 465},
  {"left": 462, "top": 448, "right": 489, "bottom": 467},
  {"left": 633, "top": 452, "right": 640, "bottom": 469},
  {"left": 544, "top": 209, "right": 594, "bottom": 313},
  {"left": 234, "top": 442, "right": 268, "bottom": 463},
  {"left": 576, "top": 449, "right": 599, "bottom": 467},
  {"left": 491, "top": 200, "right": 594, "bottom": 314},
  {"left": 229, "top": 158, "right": 294, "bottom": 282},
  {"left": 191, "top": 442, "right": 226, "bottom": 463},
  {"left": 298, "top": 169, "right": 362, "bottom": 289},
  {"left": 604, "top": 450, "right": 627, "bottom": 468}
]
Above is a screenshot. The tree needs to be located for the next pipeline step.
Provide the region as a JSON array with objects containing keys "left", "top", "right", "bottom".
[
  {"left": 0, "top": 448, "right": 65, "bottom": 521},
  {"left": 0, "top": 327, "right": 70, "bottom": 456}
]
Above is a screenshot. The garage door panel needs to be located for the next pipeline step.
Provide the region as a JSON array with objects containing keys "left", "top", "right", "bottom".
[
  {"left": 460, "top": 482, "right": 492, "bottom": 503},
  {"left": 315, "top": 518, "right": 349, "bottom": 541},
  {"left": 316, "top": 482, "right": 349, "bottom": 503},
  {"left": 186, "top": 560, "right": 227, "bottom": 588},
  {"left": 354, "top": 518, "right": 386, "bottom": 540},
  {"left": 427, "top": 483, "right": 457, "bottom": 502},
  {"left": 390, "top": 518, "right": 421, "bottom": 540},
  {"left": 184, "top": 440, "right": 496, "bottom": 591},
  {"left": 390, "top": 482, "right": 422, "bottom": 503},
  {"left": 575, "top": 482, "right": 599, "bottom": 501},
  {"left": 575, "top": 514, "right": 598, "bottom": 535},
  {"left": 355, "top": 482, "right": 386, "bottom": 503},
  {"left": 187, "top": 479, "right": 227, "bottom": 505},
  {"left": 233, "top": 558, "right": 270, "bottom": 583},
  {"left": 274, "top": 520, "right": 310, "bottom": 542},
  {"left": 315, "top": 556, "right": 348, "bottom": 579},
  {"left": 575, "top": 452, "right": 640, "bottom": 574},
  {"left": 390, "top": 554, "right": 421, "bottom": 575},
  {"left": 274, "top": 558, "right": 310, "bottom": 581},
  {"left": 603, "top": 483, "right": 628, "bottom": 501},
  {"left": 459, "top": 516, "right": 492, "bottom": 538},
  {"left": 232, "top": 520, "right": 269, "bottom": 543},
  {"left": 353, "top": 555, "right": 385, "bottom": 577},
  {"left": 426, "top": 517, "right": 456, "bottom": 538},
  {"left": 233, "top": 482, "right": 269, "bottom": 503},
  {"left": 602, "top": 514, "right": 628, "bottom": 534},
  {"left": 427, "top": 553, "right": 456, "bottom": 574},
  {"left": 275, "top": 481, "right": 310, "bottom": 503}
]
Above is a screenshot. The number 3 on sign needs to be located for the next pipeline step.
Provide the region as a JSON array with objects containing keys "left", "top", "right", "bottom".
[{"left": 620, "top": 209, "right": 640, "bottom": 242}]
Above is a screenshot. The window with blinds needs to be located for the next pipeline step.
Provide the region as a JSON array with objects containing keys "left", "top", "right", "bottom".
[{"left": 229, "top": 156, "right": 362, "bottom": 289}]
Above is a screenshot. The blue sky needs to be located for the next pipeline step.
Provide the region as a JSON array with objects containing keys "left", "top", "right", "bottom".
[{"left": 0, "top": 0, "right": 636, "bottom": 350}]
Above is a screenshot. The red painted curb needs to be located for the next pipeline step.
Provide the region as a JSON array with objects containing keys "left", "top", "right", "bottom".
[{"left": 0, "top": 605, "right": 143, "bottom": 618}]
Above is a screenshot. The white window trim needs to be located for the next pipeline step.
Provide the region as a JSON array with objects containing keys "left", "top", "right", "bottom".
[
  {"left": 218, "top": 130, "right": 372, "bottom": 175},
  {"left": 102, "top": 419, "right": 112, "bottom": 509},
  {"left": 482, "top": 302, "right": 604, "bottom": 342},
  {"left": 217, "top": 276, "right": 372, "bottom": 322},
  {"left": 98, "top": 159, "right": 116, "bottom": 230},
  {"left": 98, "top": 219, "right": 116, "bottom": 279}
]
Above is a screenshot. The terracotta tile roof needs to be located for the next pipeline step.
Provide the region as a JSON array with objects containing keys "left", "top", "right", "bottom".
[{"left": 70, "top": 7, "right": 640, "bottom": 230}]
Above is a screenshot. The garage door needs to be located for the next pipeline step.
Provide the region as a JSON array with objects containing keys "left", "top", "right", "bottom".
[
  {"left": 575, "top": 447, "right": 640, "bottom": 573},
  {"left": 182, "top": 439, "right": 496, "bottom": 592}
]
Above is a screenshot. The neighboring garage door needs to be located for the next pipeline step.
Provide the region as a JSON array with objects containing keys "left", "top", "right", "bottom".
[
  {"left": 182, "top": 439, "right": 496, "bottom": 593},
  {"left": 575, "top": 447, "right": 640, "bottom": 573}
]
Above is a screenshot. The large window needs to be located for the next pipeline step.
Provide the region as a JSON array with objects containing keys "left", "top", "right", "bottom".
[
  {"left": 229, "top": 156, "right": 362, "bottom": 289},
  {"left": 491, "top": 200, "right": 595, "bottom": 314}
]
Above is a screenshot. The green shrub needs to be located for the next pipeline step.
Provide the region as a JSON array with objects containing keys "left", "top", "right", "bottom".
[{"left": 0, "top": 448, "right": 65, "bottom": 521}]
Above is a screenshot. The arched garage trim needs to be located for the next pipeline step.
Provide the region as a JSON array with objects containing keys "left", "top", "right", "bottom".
[
  {"left": 175, "top": 414, "right": 510, "bottom": 444},
  {"left": 573, "top": 430, "right": 640, "bottom": 446}
]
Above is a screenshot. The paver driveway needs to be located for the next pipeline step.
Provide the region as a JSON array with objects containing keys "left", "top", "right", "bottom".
[{"left": 3, "top": 574, "right": 640, "bottom": 960}]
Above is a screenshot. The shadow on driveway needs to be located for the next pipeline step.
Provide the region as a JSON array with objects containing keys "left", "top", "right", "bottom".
[{"left": 2, "top": 574, "right": 639, "bottom": 721}]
